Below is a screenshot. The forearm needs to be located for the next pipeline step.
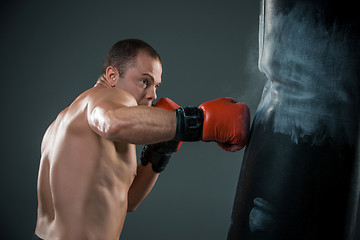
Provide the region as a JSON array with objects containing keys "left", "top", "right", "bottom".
[
  {"left": 92, "top": 106, "right": 177, "bottom": 145},
  {"left": 127, "top": 163, "right": 159, "bottom": 212}
]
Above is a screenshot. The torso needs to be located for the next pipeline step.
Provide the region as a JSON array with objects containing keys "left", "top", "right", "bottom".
[{"left": 35, "top": 87, "right": 138, "bottom": 240}]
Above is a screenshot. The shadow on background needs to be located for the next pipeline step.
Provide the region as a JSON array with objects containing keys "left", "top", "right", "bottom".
[{"left": 0, "top": 0, "right": 263, "bottom": 239}]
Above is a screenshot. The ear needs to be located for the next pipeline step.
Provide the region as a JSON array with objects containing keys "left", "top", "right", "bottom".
[{"left": 105, "top": 66, "right": 119, "bottom": 87}]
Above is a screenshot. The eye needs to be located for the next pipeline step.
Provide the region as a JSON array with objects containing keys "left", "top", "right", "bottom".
[{"left": 141, "top": 79, "right": 148, "bottom": 87}]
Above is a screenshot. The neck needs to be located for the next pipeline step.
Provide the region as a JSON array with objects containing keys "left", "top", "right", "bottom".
[{"left": 95, "top": 74, "right": 112, "bottom": 88}]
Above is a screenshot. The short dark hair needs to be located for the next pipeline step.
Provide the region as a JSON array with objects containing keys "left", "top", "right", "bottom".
[{"left": 101, "top": 39, "right": 161, "bottom": 78}]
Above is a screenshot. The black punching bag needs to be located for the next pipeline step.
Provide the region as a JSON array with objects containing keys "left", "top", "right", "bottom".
[{"left": 228, "top": 0, "right": 360, "bottom": 239}]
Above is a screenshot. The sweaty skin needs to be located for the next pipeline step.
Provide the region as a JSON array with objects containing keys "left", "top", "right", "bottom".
[{"left": 35, "top": 51, "right": 176, "bottom": 239}]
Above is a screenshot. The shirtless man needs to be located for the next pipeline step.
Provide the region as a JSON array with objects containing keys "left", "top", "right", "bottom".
[{"left": 34, "top": 39, "right": 250, "bottom": 240}]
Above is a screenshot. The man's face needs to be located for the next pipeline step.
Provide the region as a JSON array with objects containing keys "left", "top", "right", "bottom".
[{"left": 116, "top": 51, "right": 162, "bottom": 106}]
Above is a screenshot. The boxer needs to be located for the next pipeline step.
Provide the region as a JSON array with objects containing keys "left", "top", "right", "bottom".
[{"left": 33, "top": 39, "right": 250, "bottom": 240}]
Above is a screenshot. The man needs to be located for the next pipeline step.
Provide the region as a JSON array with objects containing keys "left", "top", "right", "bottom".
[{"left": 34, "top": 39, "right": 250, "bottom": 240}]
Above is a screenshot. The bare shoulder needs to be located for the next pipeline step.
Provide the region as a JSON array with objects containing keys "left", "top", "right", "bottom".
[
  {"left": 40, "top": 107, "right": 68, "bottom": 154},
  {"left": 86, "top": 87, "right": 137, "bottom": 110},
  {"left": 41, "top": 122, "right": 53, "bottom": 154}
]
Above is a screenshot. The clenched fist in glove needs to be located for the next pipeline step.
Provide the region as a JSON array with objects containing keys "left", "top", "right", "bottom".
[
  {"left": 141, "top": 97, "right": 250, "bottom": 173},
  {"left": 174, "top": 97, "right": 250, "bottom": 151}
]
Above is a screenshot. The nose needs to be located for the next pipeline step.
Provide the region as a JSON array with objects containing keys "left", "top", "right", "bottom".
[
  {"left": 147, "top": 87, "right": 157, "bottom": 101},
  {"left": 146, "top": 87, "right": 157, "bottom": 102}
]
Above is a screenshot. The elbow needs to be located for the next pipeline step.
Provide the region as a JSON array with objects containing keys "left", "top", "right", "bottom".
[
  {"left": 127, "top": 204, "right": 139, "bottom": 213},
  {"left": 102, "top": 116, "right": 120, "bottom": 141},
  {"left": 89, "top": 108, "right": 126, "bottom": 141},
  {"left": 101, "top": 110, "right": 120, "bottom": 140},
  {"left": 127, "top": 196, "right": 141, "bottom": 212},
  {"left": 104, "top": 116, "right": 133, "bottom": 142},
  {"left": 127, "top": 208, "right": 136, "bottom": 213},
  {"left": 102, "top": 110, "right": 137, "bottom": 141}
]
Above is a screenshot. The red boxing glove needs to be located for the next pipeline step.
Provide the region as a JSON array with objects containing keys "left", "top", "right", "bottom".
[
  {"left": 199, "top": 97, "right": 250, "bottom": 152},
  {"left": 153, "top": 98, "right": 183, "bottom": 152},
  {"left": 154, "top": 97, "right": 180, "bottom": 111}
]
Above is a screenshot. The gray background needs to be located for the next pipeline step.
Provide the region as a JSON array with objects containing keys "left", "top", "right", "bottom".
[{"left": 0, "top": 0, "right": 266, "bottom": 239}]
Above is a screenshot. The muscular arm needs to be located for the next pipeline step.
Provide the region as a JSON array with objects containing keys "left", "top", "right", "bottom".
[
  {"left": 87, "top": 88, "right": 176, "bottom": 145},
  {"left": 127, "top": 163, "right": 159, "bottom": 212},
  {"left": 103, "top": 106, "right": 176, "bottom": 144},
  {"left": 87, "top": 88, "right": 175, "bottom": 211}
]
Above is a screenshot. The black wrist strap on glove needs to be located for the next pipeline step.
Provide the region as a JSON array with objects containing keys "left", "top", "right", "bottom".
[
  {"left": 140, "top": 140, "right": 179, "bottom": 173},
  {"left": 141, "top": 106, "right": 203, "bottom": 173},
  {"left": 174, "top": 106, "right": 204, "bottom": 141}
]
